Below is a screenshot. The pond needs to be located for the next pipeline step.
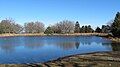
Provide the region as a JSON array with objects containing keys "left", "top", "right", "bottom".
[{"left": 0, "top": 35, "right": 120, "bottom": 64}]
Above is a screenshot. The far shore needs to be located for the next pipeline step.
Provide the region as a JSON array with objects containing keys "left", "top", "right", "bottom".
[
  {"left": 1, "top": 33, "right": 120, "bottom": 43},
  {"left": 0, "top": 33, "right": 108, "bottom": 37}
]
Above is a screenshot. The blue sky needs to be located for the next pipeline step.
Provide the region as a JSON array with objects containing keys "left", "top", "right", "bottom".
[{"left": 0, "top": 0, "right": 120, "bottom": 28}]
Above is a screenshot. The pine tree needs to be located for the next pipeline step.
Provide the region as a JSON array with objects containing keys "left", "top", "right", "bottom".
[
  {"left": 111, "top": 12, "right": 120, "bottom": 36},
  {"left": 44, "top": 26, "right": 54, "bottom": 35},
  {"left": 95, "top": 27, "right": 102, "bottom": 33},
  {"left": 87, "top": 25, "right": 94, "bottom": 33},
  {"left": 102, "top": 25, "right": 111, "bottom": 33},
  {"left": 74, "top": 21, "right": 80, "bottom": 33}
]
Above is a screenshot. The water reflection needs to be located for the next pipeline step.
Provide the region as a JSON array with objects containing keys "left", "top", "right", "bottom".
[
  {"left": 23, "top": 37, "right": 44, "bottom": 49},
  {"left": 75, "top": 42, "right": 80, "bottom": 49},
  {"left": 0, "top": 37, "right": 20, "bottom": 53},
  {"left": 101, "top": 43, "right": 112, "bottom": 50},
  {"left": 55, "top": 42, "right": 77, "bottom": 50},
  {"left": 0, "top": 36, "right": 119, "bottom": 52},
  {"left": 0, "top": 44, "right": 15, "bottom": 53},
  {"left": 0, "top": 36, "right": 119, "bottom": 63}
]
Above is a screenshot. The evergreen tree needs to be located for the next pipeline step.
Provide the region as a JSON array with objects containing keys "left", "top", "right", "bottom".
[
  {"left": 74, "top": 21, "right": 80, "bottom": 33},
  {"left": 95, "top": 27, "right": 102, "bottom": 33},
  {"left": 80, "top": 26, "right": 85, "bottom": 33},
  {"left": 44, "top": 26, "right": 54, "bottom": 35},
  {"left": 84, "top": 25, "right": 88, "bottom": 33},
  {"left": 87, "top": 25, "right": 94, "bottom": 33},
  {"left": 80, "top": 25, "right": 94, "bottom": 33},
  {"left": 111, "top": 12, "right": 120, "bottom": 36},
  {"left": 102, "top": 25, "right": 111, "bottom": 33}
]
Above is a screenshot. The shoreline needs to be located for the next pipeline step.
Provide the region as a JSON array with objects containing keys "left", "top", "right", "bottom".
[
  {"left": 97, "top": 34, "right": 120, "bottom": 43},
  {"left": 40, "top": 51, "right": 120, "bottom": 67},
  {"left": 1, "top": 33, "right": 120, "bottom": 43},
  {"left": 0, "top": 51, "right": 120, "bottom": 67},
  {"left": 0, "top": 33, "right": 108, "bottom": 37}
]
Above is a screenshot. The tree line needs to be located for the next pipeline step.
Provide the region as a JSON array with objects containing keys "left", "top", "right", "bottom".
[
  {"left": 0, "top": 12, "right": 120, "bottom": 37},
  {"left": 0, "top": 19, "right": 100, "bottom": 34}
]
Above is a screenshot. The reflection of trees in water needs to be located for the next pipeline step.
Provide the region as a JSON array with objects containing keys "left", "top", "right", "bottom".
[
  {"left": 23, "top": 38, "right": 44, "bottom": 49},
  {"left": 0, "top": 36, "right": 115, "bottom": 53},
  {"left": 0, "top": 37, "right": 19, "bottom": 53},
  {"left": 78, "top": 36, "right": 109, "bottom": 45},
  {"left": 50, "top": 36, "right": 112, "bottom": 50},
  {"left": 0, "top": 37, "right": 45, "bottom": 52},
  {"left": 102, "top": 43, "right": 112, "bottom": 50},
  {"left": 75, "top": 42, "right": 80, "bottom": 49},
  {"left": 56, "top": 42, "right": 75, "bottom": 50},
  {"left": 0, "top": 44, "right": 15, "bottom": 53},
  {"left": 80, "top": 42, "right": 91, "bottom": 45},
  {"left": 24, "top": 42, "right": 44, "bottom": 49},
  {"left": 102, "top": 42, "right": 120, "bottom": 51},
  {"left": 55, "top": 42, "right": 80, "bottom": 50}
]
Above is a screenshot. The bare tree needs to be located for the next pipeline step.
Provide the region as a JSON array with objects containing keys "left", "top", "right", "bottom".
[
  {"left": 0, "top": 19, "right": 12, "bottom": 33},
  {"left": 13, "top": 23, "right": 23, "bottom": 34},
  {"left": 34, "top": 21, "right": 45, "bottom": 33},
  {"left": 24, "top": 21, "right": 45, "bottom": 33},
  {"left": 53, "top": 20, "right": 74, "bottom": 34},
  {"left": 0, "top": 18, "right": 23, "bottom": 34},
  {"left": 24, "top": 22, "right": 34, "bottom": 33}
]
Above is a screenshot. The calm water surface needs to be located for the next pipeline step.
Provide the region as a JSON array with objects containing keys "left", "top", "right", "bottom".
[{"left": 0, "top": 36, "right": 120, "bottom": 64}]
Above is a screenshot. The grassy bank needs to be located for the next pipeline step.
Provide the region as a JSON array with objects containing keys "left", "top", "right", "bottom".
[
  {"left": 0, "top": 51, "right": 120, "bottom": 67},
  {"left": 0, "top": 33, "right": 45, "bottom": 37},
  {"left": 0, "top": 33, "right": 108, "bottom": 37}
]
